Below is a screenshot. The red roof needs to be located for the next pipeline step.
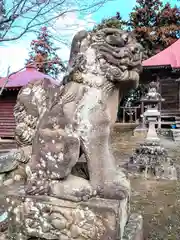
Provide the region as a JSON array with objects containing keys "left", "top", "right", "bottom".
[
  {"left": 0, "top": 67, "right": 59, "bottom": 89},
  {"left": 142, "top": 39, "right": 180, "bottom": 68}
]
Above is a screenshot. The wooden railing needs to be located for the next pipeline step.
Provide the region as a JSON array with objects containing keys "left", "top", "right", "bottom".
[
  {"left": 119, "top": 106, "right": 180, "bottom": 128},
  {"left": 120, "top": 106, "right": 140, "bottom": 123}
]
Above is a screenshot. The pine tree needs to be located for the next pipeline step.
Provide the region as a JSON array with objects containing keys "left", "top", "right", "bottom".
[
  {"left": 94, "top": 1, "right": 180, "bottom": 59},
  {"left": 27, "top": 26, "right": 66, "bottom": 78},
  {"left": 129, "top": 0, "right": 180, "bottom": 58},
  {"left": 93, "top": 12, "right": 127, "bottom": 31}
]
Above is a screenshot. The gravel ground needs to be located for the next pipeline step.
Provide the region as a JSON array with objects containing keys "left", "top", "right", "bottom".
[
  {"left": 110, "top": 126, "right": 180, "bottom": 240},
  {"left": 1, "top": 126, "right": 180, "bottom": 239}
]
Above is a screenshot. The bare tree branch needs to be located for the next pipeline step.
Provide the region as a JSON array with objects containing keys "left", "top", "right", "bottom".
[
  {"left": 0, "top": 0, "right": 111, "bottom": 43},
  {"left": 0, "top": 66, "right": 11, "bottom": 95},
  {"left": 0, "top": 58, "right": 67, "bottom": 92}
]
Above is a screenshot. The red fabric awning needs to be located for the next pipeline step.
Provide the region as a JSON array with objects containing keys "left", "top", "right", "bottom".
[
  {"left": 142, "top": 39, "right": 180, "bottom": 69},
  {"left": 0, "top": 67, "right": 60, "bottom": 89}
]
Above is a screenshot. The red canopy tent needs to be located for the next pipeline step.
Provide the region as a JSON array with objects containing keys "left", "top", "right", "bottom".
[
  {"left": 142, "top": 39, "right": 180, "bottom": 69},
  {"left": 0, "top": 66, "right": 59, "bottom": 138}
]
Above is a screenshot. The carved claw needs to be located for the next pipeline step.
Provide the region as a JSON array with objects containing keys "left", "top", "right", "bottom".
[
  {"left": 25, "top": 180, "right": 49, "bottom": 195},
  {"left": 101, "top": 172, "right": 130, "bottom": 200},
  {"left": 49, "top": 175, "right": 96, "bottom": 202},
  {"left": 74, "top": 188, "right": 97, "bottom": 202}
]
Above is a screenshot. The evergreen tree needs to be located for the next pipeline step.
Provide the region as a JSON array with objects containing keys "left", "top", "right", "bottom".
[
  {"left": 129, "top": 0, "right": 180, "bottom": 59},
  {"left": 27, "top": 26, "right": 66, "bottom": 78},
  {"left": 93, "top": 12, "right": 127, "bottom": 31},
  {"left": 94, "top": 1, "right": 180, "bottom": 59}
]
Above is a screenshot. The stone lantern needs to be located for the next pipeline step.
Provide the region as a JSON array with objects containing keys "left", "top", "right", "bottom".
[
  {"left": 128, "top": 82, "right": 177, "bottom": 180},
  {"left": 134, "top": 81, "right": 165, "bottom": 137}
]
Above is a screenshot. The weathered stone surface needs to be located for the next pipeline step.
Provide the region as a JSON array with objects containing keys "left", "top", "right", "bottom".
[
  {"left": 0, "top": 79, "right": 63, "bottom": 186},
  {"left": 0, "top": 232, "right": 7, "bottom": 240},
  {"left": 8, "top": 196, "right": 129, "bottom": 240},
  {"left": 128, "top": 82, "right": 177, "bottom": 180},
  {"left": 171, "top": 129, "right": 180, "bottom": 141},
  {"left": 14, "top": 78, "right": 62, "bottom": 147},
  {"left": 23, "top": 28, "right": 143, "bottom": 201},
  {"left": 5, "top": 27, "right": 143, "bottom": 240},
  {"left": 0, "top": 150, "right": 19, "bottom": 173},
  {"left": 0, "top": 28, "right": 143, "bottom": 189},
  {"left": 0, "top": 146, "right": 32, "bottom": 187},
  {"left": 123, "top": 214, "right": 143, "bottom": 240},
  {"left": 128, "top": 140, "right": 177, "bottom": 180},
  {"left": 133, "top": 128, "right": 147, "bottom": 139}
]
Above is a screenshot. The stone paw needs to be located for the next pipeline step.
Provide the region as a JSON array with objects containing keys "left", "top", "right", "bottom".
[
  {"left": 112, "top": 174, "right": 130, "bottom": 199},
  {"left": 25, "top": 180, "right": 49, "bottom": 195},
  {"left": 73, "top": 187, "right": 97, "bottom": 201},
  {"left": 100, "top": 171, "right": 130, "bottom": 200},
  {"left": 49, "top": 174, "right": 96, "bottom": 202}
]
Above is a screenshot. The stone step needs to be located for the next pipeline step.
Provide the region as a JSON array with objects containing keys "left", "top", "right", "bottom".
[
  {"left": 171, "top": 129, "right": 180, "bottom": 141},
  {"left": 161, "top": 115, "right": 175, "bottom": 118},
  {"left": 173, "top": 137, "right": 180, "bottom": 141}
]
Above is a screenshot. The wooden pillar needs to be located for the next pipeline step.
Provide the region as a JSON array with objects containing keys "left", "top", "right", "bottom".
[
  {"left": 158, "top": 78, "right": 162, "bottom": 129},
  {"left": 122, "top": 108, "right": 125, "bottom": 123},
  {"left": 157, "top": 102, "right": 161, "bottom": 129},
  {"left": 129, "top": 109, "right": 133, "bottom": 123},
  {"left": 141, "top": 101, "right": 145, "bottom": 125},
  {"left": 135, "top": 108, "right": 137, "bottom": 123},
  {"left": 141, "top": 102, "right": 144, "bottom": 116}
]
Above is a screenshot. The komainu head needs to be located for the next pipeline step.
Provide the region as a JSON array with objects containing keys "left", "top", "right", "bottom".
[{"left": 68, "top": 28, "right": 143, "bottom": 87}]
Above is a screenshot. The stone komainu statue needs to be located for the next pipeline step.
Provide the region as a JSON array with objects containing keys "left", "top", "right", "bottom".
[
  {"left": 14, "top": 78, "right": 63, "bottom": 147},
  {"left": 0, "top": 79, "right": 63, "bottom": 186},
  {"left": 5, "top": 28, "right": 143, "bottom": 240}
]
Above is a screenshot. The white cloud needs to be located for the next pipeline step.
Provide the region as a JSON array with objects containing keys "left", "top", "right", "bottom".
[
  {"left": 0, "top": 43, "right": 30, "bottom": 76},
  {"left": 51, "top": 12, "right": 95, "bottom": 62},
  {"left": 54, "top": 12, "right": 95, "bottom": 33},
  {"left": 0, "top": 12, "right": 95, "bottom": 77}
]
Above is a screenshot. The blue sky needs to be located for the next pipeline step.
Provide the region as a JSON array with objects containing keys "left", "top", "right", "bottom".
[
  {"left": 92, "top": 0, "right": 136, "bottom": 22},
  {"left": 0, "top": 0, "right": 179, "bottom": 77},
  {"left": 92, "top": 0, "right": 180, "bottom": 23},
  {"left": 0, "top": 0, "right": 137, "bottom": 76}
]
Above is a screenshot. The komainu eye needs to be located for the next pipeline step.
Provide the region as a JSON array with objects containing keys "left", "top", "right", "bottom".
[{"left": 122, "top": 34, "right": 128, "bottom": 43}]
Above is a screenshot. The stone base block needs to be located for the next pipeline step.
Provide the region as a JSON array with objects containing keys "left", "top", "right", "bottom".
[
  {"left": 171, "top": 129, "right": 180, "bottom": 141},
  {"left": 126, "top": 161, "right": 177, "bottom": 180},
  {"left": 133, "top": 127, "right": 147, "bottom": 139},
  {"left": 123, "top": 214, "right": 143, "bottom": 240},
  {"left": 8, "top": 196, "right": 129, "bottom": 240}
]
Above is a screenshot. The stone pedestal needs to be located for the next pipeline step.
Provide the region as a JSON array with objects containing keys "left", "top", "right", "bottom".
[
  {"left": 144, "top": 109, "right": 160, "bottom": 143},
  {"left": 7, "top": 195, "right": 144, "bottom": 240},
  {"left": 127, "top": 108, "right": 178, "bottom": 179},
  {"left": 146, "top": 121, "right": 159, "bottom": 143},
  {"left": 8, "top": 196, "right": 132, "bottom": 240},
  {"left": 133, "top": 127, "right": 147, "bottom": 139},
  {"left": 123, "top": 214, "right": 143, "bottom": 240},
  {"left": 171, "top": 129, "right": 180, "bottom": 141}
]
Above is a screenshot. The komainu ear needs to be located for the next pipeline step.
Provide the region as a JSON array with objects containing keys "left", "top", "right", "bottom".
[{"left": 68, "top": 30, "right": 88, "bottom": 68}]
